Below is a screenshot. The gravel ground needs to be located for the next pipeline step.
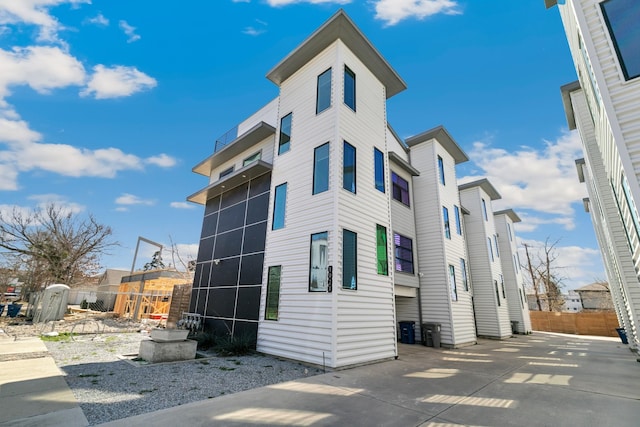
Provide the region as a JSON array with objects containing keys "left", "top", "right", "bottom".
[{"left": 4, "top": 318, "right": 322, "bottom": 426}]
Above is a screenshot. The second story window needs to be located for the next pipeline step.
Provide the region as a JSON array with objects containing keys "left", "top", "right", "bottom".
[
  {"left": 443, "top": 206, "right": 451, "bottom": 239},
  {"left": 272, "top": 183, "right": 287, "bottom": 230},
  {"left": 482, "top": 198, "right": 488, "bottom": 221},
  {"left": 394, "top": 233, "right": 414, "bottom": 274},
  {"left": 343, "top": 141, "right": 356, "bottom": 193},
  {"left": 279, "top": 113, "right": 292, "bottom": 155},
  {"left": 494, "top": 234, "right": 500, "bottom": 258},
  {"left": 392, "top": 172, "right": 410, "bottom": 207},
  {"left": 313, "top": 142, "right": 330, "bottom": 194},
  {"left": 316, "top": 68, "right": 332, "bottom": 114},
  {"left": 454, "top": 205, "right": 462, "bottom": 235},
  {"left": 374, "top": 148, "right": 385, "bottom": 193},
  {"left": 344, "top": 65, "right": 356, "bottom": 111},
  {"left": 438, "top": 155, "right": 445, "bottom": 185}
]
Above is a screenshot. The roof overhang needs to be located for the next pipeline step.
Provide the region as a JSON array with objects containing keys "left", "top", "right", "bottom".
[
  {"left": 545, "top": 0, "right": 558, "bottom": 9},
  {"left": 266, "top": 10, "right": 407, "bottom": 99},
  {"left": 192, "top": 122, "right": 275, "bottom": 177},
  {"left": 405, "top": 125, "right": 469, "bottom": 164},
  {"left": 458, "top": 178, "right": 501, "bottom": 200},
  {"left": 389, "top": 151, "right": 420, "bottom": 176},
  {"left": 494, "top": 208, "right": 521, "bottom": 223},
  {"left": 575, "top": 158, "right": 586, "bottom": 183},
  {"left": 561, "top": 81, "right": 581, "bottom": 131},
  {"left": 460, "top": 205, "right": 471, "bottom": 215},
  {"left": 188, "top": 160, "right": 272, "bottom": 205}
]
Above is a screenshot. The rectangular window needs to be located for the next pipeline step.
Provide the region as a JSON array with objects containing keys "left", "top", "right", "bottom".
[
  {"left": 601, "top": 0, "right": 640, "bottom": 81},
  {"left": 374, "top": 148, "right": 385, "bottom": 193},
  {"left": 500, "top": 274, "right": 506, "bottom": 298},
  {"left": 488, "top": 238, "right": 494, "bottom": 261},
  {"left": 243, "top": 151, "right": 261, "bottom": 166},
  {"left": 279, "top": 113, "right": 292, "bottom": 155},
  {"left": 309, "top": 232, "right": 328, "bottom": 292},
  {"left": 460, "top": 258, "right": 468, "bottom": 292},
  {"left": 265, "top": 266, "right": 281, "bottom": 320},
  {"left": 494, "top": 235, "right": 500, "bottom": 258},
  {"left": 272, "top": 183, "right": 287, "bottom": 230},
  {"left": 392, "top": 172, "right": 410, "bottom": 206},
  {"left": 313, "top": 142, "right": 330, "bottom": 194},
  {"left": 438, "top": 155, "right": 445, "bottom": 185},
  {"left": 454, "top": 205, "right": 462, "bottom": 235},
  {"left": 342, "top": 229, "right": 357, "bottom": 290},
  {"left": 343, "top": 141, "right": 356, "bottom": 193},
  {"left": 449, "top": 264, "right": 458, "bottom": 301},
  {"left": 516, "top": 252, "right": 522, "bottom": 270},
  {"left": 219, "top": 166, "right": 234, "bottom": 179},
  {"left": 494, "top": 280, "right": 501, "bottom": 306},
  {"left": 482, "top": 198, "right": 488, "bottom": 221},
  {"left": 394, "top": 233, "right": 414, "bottom": 274},
  {"left": 443, "top": 206, "right": 451, "bottom": 239},
  {"left": 513, "top": 254, "right": 518, "bottom": 274},
  {"left": 376, "top": 224, "right": 388, "bottom": 275},
  {"left": 344, "top": 66, "right": 356, "bottom": 111},
  {"left": 507, "top": 222, "right": 513, "bottom": 241},
  {"left": 316, "top": 68, "right": 332, "bottom": 113}
]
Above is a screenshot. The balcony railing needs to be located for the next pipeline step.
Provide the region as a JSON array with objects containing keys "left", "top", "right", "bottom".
[{"left": 214, "top": 125, "right": 239, "bottom": 153}]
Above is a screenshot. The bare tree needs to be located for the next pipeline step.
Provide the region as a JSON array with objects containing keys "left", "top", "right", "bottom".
[
  {"left": 0, "top": 204, "right": 117, "bottom": 294},
  {"left": 523, "top": 238, "right": 565, "bottom": 312}
]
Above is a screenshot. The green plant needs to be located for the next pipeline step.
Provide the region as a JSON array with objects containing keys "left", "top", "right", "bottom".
[
  {"left": 214, "top": 331, "right": 256, "bottom": 356},
  {"left": 78, "top": 373, "right": 100, "bottom": 378},
  {"left": 40, "top": 332, "right": 74, "bottom": 342},
  {"left": 218, "top": 367, "right": 235, "bottom": 371},
  {"left": 190, "top": 331, "right": 216, "bottom": 351}
]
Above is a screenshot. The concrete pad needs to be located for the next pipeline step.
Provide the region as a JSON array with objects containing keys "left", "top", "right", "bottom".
[
  {"left": 0, "top": 384, "right": 80, "bottom": 423},
  {"left": 0, "top": 407, "right": 88, "bottom": 427},
  {"left": 0, "top": 338, "right": 47, "bottom": 355},
  {"left": 0, "top": 357, "right": 62, "bottom": 386}
]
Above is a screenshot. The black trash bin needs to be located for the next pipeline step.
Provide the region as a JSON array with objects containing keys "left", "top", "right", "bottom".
[
  {"left": 422, "top": 323, "right": 441, "bottom": 348},
  {"left": 7, "top": 303, "right": 22, "bottom": 318},
  {"left": 511, "top": 321, "right": 520, "bottom": 334},
  {"left": 616, "top": 328, "right": 628, "bottom": 344},
  {"left": 399, "top": 321, "right": 416, "bottom": 344}
]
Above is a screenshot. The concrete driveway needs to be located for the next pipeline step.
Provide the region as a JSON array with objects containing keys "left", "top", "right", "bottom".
[{"left": 100, "top": 332, "right": 640, "bottom": 427}]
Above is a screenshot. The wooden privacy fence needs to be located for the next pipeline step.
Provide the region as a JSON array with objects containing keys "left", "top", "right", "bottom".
[{"left": 530, "top": 311, "right": 619, "bottom": 337}]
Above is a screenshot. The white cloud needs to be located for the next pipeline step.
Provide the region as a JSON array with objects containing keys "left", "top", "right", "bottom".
[
  {"left": 115, "top": 193, "right": 155, "bottom": 206},
  {"left": 373, "top": 0, "right": 461, "bottom": 26},
  {"left": 118, "top": 19, "right": 140, "bottom": 43},
  {"left": 170, "top": 202, "right": 195, "bottom": 209},
  {"left": 513, "top": 214, "right": 577, "bottom": 233},
  {"left": 0, "top": 0, "right": 90, "bottom": 43},
  {"left": 146, "top": 154, "right": 176, "bottom": 168},
  {"left": 27, "top": 193, "right": 85, "bottom": 214},
  {"left": 518, "top": 238, "right": 603, "bottom": 290},
  {"left": 85, "top": 13, "right": 109, "bottom": 27},
  {"left": 266, "top": 0, "right": 350, "bottom": 5},
  {"left": 0, "top": 46, "right": 85, "bottom": 102},
  {"left": 243, "top": 26, "right": 266, "bottom": 36},
  {"left": 459, "top": 130, "right": 587, "bottom": 232},
  {"left": 81, "top": 65, "right": 157, "bottom": 99}
]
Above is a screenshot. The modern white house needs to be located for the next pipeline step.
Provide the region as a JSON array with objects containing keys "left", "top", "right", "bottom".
[
  {"left": 459, "top": 179, "right": 512, "bottom": 339},
  {"left": 547, "top": 0, "right": 640, "bottom": 349},
  {"left": 494, "top": 209, "right": 533, "bottom": 333},
  {"left": 188, "top": 10, "right": 527, "bottom": 368}
]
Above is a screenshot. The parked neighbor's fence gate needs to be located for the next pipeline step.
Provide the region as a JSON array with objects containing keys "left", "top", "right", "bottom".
[{"left": 530, "top": 311, "right": 619, "bottom": 337}]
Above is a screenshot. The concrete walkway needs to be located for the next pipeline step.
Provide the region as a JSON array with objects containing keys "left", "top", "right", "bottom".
[
  {"left": 0, "top": 336, "right": 88, "bottom": 427},
  {"left": 99, "top": 332, "right": 640, "bottom": 427},
  {"left": 1, "top": 332, "right": 638, "bottom": 426}
]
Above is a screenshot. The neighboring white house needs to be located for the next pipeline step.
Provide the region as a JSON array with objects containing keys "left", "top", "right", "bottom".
[
  {"left": 547, "top": 0, "right": 640, "bottom": 349},
  {"left": 564, "top": 290, "right": 583, "bottom": 312},
  {"left": 187, "top": 10, "right": 528, "bottom": 368}
]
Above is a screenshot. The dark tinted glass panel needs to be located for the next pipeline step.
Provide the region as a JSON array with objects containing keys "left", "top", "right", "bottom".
[
  {"left": 313, "top": 143, "right": 330, "bottom": 194},
  {"left": 342, "top": 229, "right": 357, "bottom": 290},
  {"left": 205, "top": 195, "right": 221, "bottom": 215},
  {"left": 205, "top": 318, "right": 232, "bottom": 336},
  {"left": 265, "top": 266, "right": 281, "bottom": 320},
  {"left": 392, "top": 172, "right": 410, "bottom": 206},
  {"left": 343, "top": 141, "right": 356, "bottom": 193},
  {"left": 344, "top": 66, "right": 356, "bottom": 111},
  {"left": 243, "top": 221, "right": 267, "bottom": 254},
  {"left": 239, "top": 253, "right": 264, "bottom": 285},
  {"left": 197, "top": 237, "right": 214, "bottom": 262},
  {"left": 235, "top": 286, "right": 261, "bottom": 321},
  {"left": 221, "top": 182, "right": 248, "bottom": 209},
  {"left": 188, "top": 288, "right": 198, "bottom": 312},
  {"left": 217, "top": 202, "right": 246, "bottom": 233},
  {"left": 208, "top": 288, "right": 237, "bottom": 318},
  {"left": 316, "top": 68, "right": 332, "bottom": 113},
  {"left": 196, "top": 288, "right": 208, "bottom": 314},
  {"left": 233, "top": 321, "right": 258, "bottom": 343},
  {"left": 374, "top": 148, "right": 385, "bottom": 193},
  {"left": 210, "top": 256, "right": 240, "bottom": 287},
  {"left": 394, "top": 233, "right": 414, "bottom": 274},
  {"left": 214, "top": 229, "right": 243, "bottom": 258},
  {"left": 249, "top": 172, "right": 271, "bottom": 197},
  {"left": 201, "top": 212, "right": 218, "bottom": 238},
  {"left": 601, "top": 0, "right": 640, "bottom": 80},
  {"left": 279, "top": 113, "right": 292, "bottom": 154},
  {"left": 193, "top": 263, "right": 203, "bottom": 288},
  {"left": 272, "top": 183, "right": 287, "bottom": 230},
  {"left": 246, "top": 193, "right": 269, "bottom": 225},
  {"left": 199, "top": 262, "right": 212, "bottom": 288}
]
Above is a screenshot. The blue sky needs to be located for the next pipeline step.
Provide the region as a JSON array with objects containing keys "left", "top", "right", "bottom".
[{"left": 0, "top": 0, "right": 604, "bottom": 289}]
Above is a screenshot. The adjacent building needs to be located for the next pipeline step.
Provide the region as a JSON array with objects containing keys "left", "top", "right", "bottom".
[
  {"left": 188, "top": 10, "right": 528, "bottom": 368},
  {"left": 547, "top": 0, "right": 640, "bottom": 349}
]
